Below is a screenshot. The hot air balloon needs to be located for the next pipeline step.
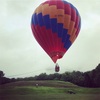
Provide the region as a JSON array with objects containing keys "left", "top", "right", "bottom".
[{"left": 31, "top": 0, "right": 81, "bottom": 70}]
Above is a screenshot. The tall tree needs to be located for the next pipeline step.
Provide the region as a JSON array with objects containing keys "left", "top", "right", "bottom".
[{"left": 0, "top": 70, "right": 4, "bottom": 78}]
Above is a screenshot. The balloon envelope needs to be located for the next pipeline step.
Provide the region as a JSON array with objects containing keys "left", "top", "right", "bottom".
[{"left": 31, "top": 0, "right": 81, "bottom": 63}]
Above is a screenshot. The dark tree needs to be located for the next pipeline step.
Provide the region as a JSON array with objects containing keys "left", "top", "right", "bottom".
[{"left": 0, "top": 70, "right": 5, "bottom": 78}]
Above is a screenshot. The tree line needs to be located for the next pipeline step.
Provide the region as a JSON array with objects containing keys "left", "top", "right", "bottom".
[
  {"left": 0, "top": 63, "right": 100, "bottom": 88},
  {"left": 0, "top": 71, "right": 16, "bottom": 85}
]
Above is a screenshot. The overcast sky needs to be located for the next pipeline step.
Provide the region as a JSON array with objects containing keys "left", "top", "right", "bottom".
[{"left": 0, "top": 0, "right": 100, "bottom": 78}]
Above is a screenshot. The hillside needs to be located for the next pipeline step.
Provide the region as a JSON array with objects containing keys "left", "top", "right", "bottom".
[
  {"left": 0, "top": 80, "right": 100, "bottom": 100},
  {"left": 0, "top": 80, "right": 79, "bottom": 88}
]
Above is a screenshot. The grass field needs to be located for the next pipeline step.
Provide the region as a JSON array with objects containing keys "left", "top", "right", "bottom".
[{"left": 0, "top": 81, "right": 100, "bottom": 100}]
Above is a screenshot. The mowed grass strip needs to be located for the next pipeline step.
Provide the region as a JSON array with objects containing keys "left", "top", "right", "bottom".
[
  {"left": 0, "top": 86, "right": 68, "bottom": 95},
  {"left": 0, "top": 86, "right": 100, "bottom": 100}
]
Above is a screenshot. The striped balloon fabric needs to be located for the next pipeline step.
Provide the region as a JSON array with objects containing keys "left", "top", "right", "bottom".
[{"left": 31, "top": 0, "right": 81, "bottom": 63}]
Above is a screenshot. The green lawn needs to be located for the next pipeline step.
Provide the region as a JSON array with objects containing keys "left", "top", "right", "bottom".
[{"left": 0, "top": 81, "right": 100, "bottom": 100}]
